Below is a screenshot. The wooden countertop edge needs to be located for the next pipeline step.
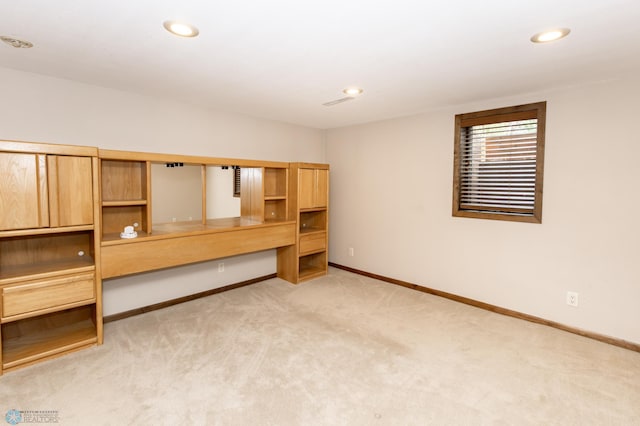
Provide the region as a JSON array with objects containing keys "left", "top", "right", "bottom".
[{"left": 101, "top": 220, "right": 296, "bottom": 246}]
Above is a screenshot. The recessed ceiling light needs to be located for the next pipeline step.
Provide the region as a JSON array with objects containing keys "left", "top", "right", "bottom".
[
  {"left": 530, "top": 28, "right": 570, "bottom": 43},
  {"left": 163, "top": 21, "right": 199, "bottom": 38},
  {"left": 0, "top": 36, "right": 33, "bottom": 48},
  {"left": 343, "top": 87, "right": 364, "bottom": 96}
]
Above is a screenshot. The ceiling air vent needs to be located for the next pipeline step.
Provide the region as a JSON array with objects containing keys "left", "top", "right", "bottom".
[
  {"left": 0, "top": 36, "right": 33, "bottom": 48},
  {"left": 322, "top": 97, "right": 355, "bottom": 107}
]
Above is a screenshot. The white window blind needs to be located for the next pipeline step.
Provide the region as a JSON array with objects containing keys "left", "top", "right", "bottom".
[{"left": 459, "top": 119, "right": 538, "bottom": 214}]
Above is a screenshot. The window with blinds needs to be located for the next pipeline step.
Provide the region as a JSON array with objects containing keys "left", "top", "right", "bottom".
[
  {"left": 452, "top": 102, "right": 546, "bottom": 223},
  {"left": 233, "top": 166, "right": 241, "bottom": 197}
]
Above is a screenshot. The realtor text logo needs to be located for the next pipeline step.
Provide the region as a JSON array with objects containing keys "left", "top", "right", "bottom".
[{"left": 5, "top": 409, "right": 59, "bottom": 424}]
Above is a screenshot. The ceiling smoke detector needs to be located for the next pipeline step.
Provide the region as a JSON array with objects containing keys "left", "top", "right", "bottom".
[{"left": 0, "top": 36, "right": 33, "bottom": 48}]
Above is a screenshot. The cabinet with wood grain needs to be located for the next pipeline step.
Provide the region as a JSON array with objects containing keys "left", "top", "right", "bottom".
[
  {"left": 0, "top": 153, "right": 93, "bottom": 231},
  {"left": 277, "top": 163, "right": 329, "bottom": 283},
  {"left": 0, "top": 140, "right": 102, "bottom": 375}
]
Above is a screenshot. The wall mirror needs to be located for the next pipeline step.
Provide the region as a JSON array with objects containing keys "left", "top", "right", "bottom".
[
  {"left": 205, "top": 165, "right": 240, "bottom": 219},
  {"left": 151, "top": 163, "right": 242, "bottom": 224}
]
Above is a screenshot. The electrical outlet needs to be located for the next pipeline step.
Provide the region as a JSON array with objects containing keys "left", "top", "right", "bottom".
[
  {"left": 218, "top": 263, "right": 224, "bottom": 272},
  {"left": 566, "top": 291, "right": 579, "bottom": 307},
  {"left": 348, "top": 247, "right": 354, "bottom": 257}
]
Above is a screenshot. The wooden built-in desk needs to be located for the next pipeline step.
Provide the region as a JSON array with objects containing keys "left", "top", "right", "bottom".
[
  {"left": 0, "top": 141, "right": 328, "bottom": 375},
  {"left": 100, "top": 218, "right": 296, "bottom": 279}
]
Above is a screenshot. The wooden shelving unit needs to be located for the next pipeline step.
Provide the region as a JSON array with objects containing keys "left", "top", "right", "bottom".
[
  {"left": 0, "top": 140, "right": 103, "bottom": 375},
  {"left": 0, "top": 141, "right": 327, "bottom": 375},
  {"left": 242, "top": 166, "right": 289, "bottom": 222},
  {"left": 277, "top": 163, "right": 329, "bottom": 283},
  {"left": 100, "top": 159, "right": 151, "bottom": 236},
  {"left": 264, "top": 168, "right": 288, "bottom": 222}
]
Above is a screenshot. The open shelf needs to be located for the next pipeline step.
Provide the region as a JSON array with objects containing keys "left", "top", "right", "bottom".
[
  {"left": 1, "top": 306, "right": 97, "bottom": 370},
  {"left": 101, "top": 159, "right": 150, "bottom": 237},
  {"left": 265, "top": 199, "right": 287, "bottom": 221},
  {"left": 264, "top": 168, "right": 287, "bottom": 198},
  {"left": 298, "top": 251, "right": 327, "bottom": 281},
  {"left": 101, "top": 160, "right": 148, "bottom": 202},
  {"left": 102, "top": 205, "right": 148, "bottom": 236},
  {"left": 0, "top": 232, "right": 95, "bottom": 284},
  {"left": 300, "top": 209, "right": 327, "bottom": 233}
]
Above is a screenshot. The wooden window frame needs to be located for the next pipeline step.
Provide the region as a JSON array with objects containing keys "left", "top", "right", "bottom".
[{"left": 452, "top": 101, "right": 546, "bottom": 223}]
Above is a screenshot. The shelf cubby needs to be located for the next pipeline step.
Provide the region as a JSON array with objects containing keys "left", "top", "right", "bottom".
[
  {"left": 0, "top": 232, "right": 95, "bottom": 283},
  {"left": 299, "top": 209, "right": 327, "bottom": 233},
  {"left": 298, "top": 251, "right": 327, "bottom": 281},
  {"left": 101, "top": 159, "right": 151, "bottom": 236},
  {"left": 264, "top": 199, "right": 287, "bottom": 222},
  {"left": 264, "top": 168, "right": 287, "bottom": 198},
  {"left": 101, "top": 160, "right": 148, "bottom": 201},
  {"left": 101, "top": 206, "right": 148, "bottom": 236},
  {"left": 1, "top": 306, "right": 97, "bottom": 371}
]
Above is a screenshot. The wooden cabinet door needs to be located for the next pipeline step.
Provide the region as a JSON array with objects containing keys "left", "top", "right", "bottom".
[
  {"left": 299, "top": 168, "right": 328, "bottom": 209},
  {"left": 314, "top": 169, "right": 328, "bottom": 208},
  {"left": 298, "top": 168, "right": 316, "bottom": 209},
  {"left": 0, "top": 153, "right": 49, "bottom": 230},
  {"left": 48, "top": 156, "right": 94, "bottom": 227}
]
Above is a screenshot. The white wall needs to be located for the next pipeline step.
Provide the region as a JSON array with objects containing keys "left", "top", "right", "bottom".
[
  {"left": 4, "top": 65, "right": 638, "bottom": 345},
  {"left": 0, "top": 67, "right": 325, "bottom": 316},
  {"left": 326, "top": 76, "right": 640, "bottom": 345}
]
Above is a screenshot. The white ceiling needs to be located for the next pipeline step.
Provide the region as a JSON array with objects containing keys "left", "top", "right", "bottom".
[{"left": 1, "top": 1, "right": 639, "bottom": 129}]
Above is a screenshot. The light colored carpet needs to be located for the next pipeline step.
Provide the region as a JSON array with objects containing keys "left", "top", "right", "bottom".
[{"left": 1, "top": 267, "right": 639, "bottom": 425}]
